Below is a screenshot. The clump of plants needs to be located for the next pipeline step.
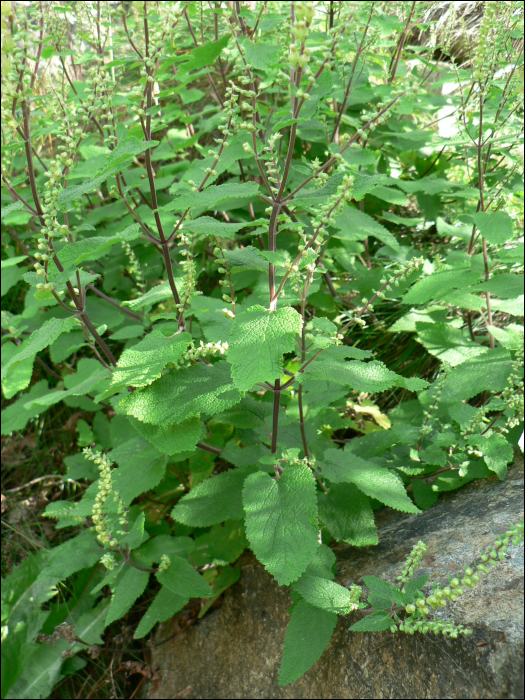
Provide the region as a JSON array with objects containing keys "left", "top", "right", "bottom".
[{"left": 1, "top": 1, "right": 523, "bottom": 696}]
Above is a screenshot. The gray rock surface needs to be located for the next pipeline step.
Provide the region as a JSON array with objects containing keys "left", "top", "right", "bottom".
[{"left": 147, "top": 455, "right": 524, "bottom": 699}]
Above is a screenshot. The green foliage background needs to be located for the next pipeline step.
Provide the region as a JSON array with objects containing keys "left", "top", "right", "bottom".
[{"left": 1, "top": 1, "right": 523, "bottom": 697}]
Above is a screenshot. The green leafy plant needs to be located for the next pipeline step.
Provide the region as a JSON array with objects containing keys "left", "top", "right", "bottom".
[
  {"left": 279, "top": 520, "right": 524, "bottom": 685},
  {"left": 1, "top": 1, "right": 523, "bottom": 695}
]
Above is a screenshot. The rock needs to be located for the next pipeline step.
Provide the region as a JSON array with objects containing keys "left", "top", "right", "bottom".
[{"left": 147, "top": 455, "right": 524, "bottom": 699}]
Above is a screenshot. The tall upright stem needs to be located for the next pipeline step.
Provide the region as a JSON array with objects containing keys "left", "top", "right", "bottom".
[{"left": 271, "top": 379, "right": 281, "bottom": 454}]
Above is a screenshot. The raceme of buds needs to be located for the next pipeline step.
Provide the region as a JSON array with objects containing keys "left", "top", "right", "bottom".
[
  {"left": 289, "top": 45, "right": 299, "bottom": 68},
  {"left": 292, "top": 20, "right": 308, "bottom": 45},
  {"left": 164, "top": 340, "right": 229, "bottom": 371},
  {"left": 83, "top": 447, "right": 127, "bottom": 548},
  {"left": 295, "top": 2, "right": 316, "bottom": 25},
  {"left": 397, "top": 540, "right": 427, "bottom": 584},
  {"left": 158, "top": 554, "right": 171, "bottom": 573},
  {"left": 101, "top": 553, "right": 117, "bottom": 571}
]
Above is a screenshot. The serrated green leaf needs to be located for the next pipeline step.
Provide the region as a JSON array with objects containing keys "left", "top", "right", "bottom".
[
  {"left": 119, "top": 512, "right": 147, "bottom": 550},
  {"left": 183, "top": 216, "right": 265, "bottom": 239},
  {"left": 134, "top": 585, "right": 189, "bottom": 639},
  {"left": 1, "top": 342, "right": 34, "bottom": 399},
  {"left": 238, "top": 37, "right": 280, "bottom": 69},
  {"left": 1, "top": 317, "right": 79, "bottom": 380},
  {"left": 432, "top": 461, "right": 491, "bottom": 492},
  {"left": 415, "top": 322, "right": 489, "bottom": 366},
  {"left": 469, "top": 433, "right": 513, "bottom": 480},
  {"left": 107, "top": 444, "right": 167, "bottom": 505},
  {"left": 121, "top": 280, "right": 179, "bottom": 310},
  {"left": 487, "top": 324, "right": 524, "bottom": 350},
  {"left": 370, "top": 185, "right": 408, "bottom": 206},
  {"left": 469, "top": 273, "right": 523, "bottom": 298},
  {"left": 119, "top": 361, "right": 242, "bottom": 425},
  {"left": 223, "top": 441, "right": 271, "bottom": 467},
  {"left": 403, "top": 267, "right": 481, "bottom": 305},
  {"left": 178, "top": 35, "right": 229, "bottom": 75},
  {"left": 1, "top": 380, "right": 49, "bottom": 435},
  {"left": 133, "top": 535, "right": 195, "bottom": 568},
  {"left": 43, "top": 481, "right": 98, "bottom": 526},
  {"left": 317, "top": 483, "right": 377, "bottom": 545},
  {"left": 278, "top": 600, "right": 337, "bottom": 686},
  {"left": 312, "top": 317, "right": 337, "bottom": 334},
  {"left": 403, "top": 575, "right": 430, "bottom": 604},
  {"left": 494, "top": 243, "right": 524, "bottom": 263},
  {"left": 440, "top": 348, "right": 512, "bottom": 403},
  {"left": 104, "top": 566, "right": 149, "bottom": 627},
  {"left": 188, "top": 294, "right": 233, "bottom": 343},
  {"left": 130, "top": 415, "right": 204, "bottom": 456},
  {"left": 298, "top": 356, "right": 428, "bottom": 393},
  {"left": 301, "top": 544, "right": 336, "bottom": 580},
  {"left": 351, "top": 172, "right": 389, "bottom": 201},
  {"left": 165, "top": 180, "right": 259, "bottom": 210},
  {"left": 491, "top": 296, "right": 524, "bottom": 315},
  {"left": 57, "top": 140, "right": 158, "bottom": 207},
  {"left": 389, "top": 307, "right": 449, "bottom": 332},
  {"left": 411, "top": 480, "right": 439, "bottom": 510},
  {"left": 348, "top": 610, "right": 393, "bottom": 632},
  {"left": 293, "top": 171, "right": 345, "bottom": 208},
  {"left": 222, "top": 246, "right": 268, "bottom": 274},
  {"left": 57, "top": 224, "right": 142, "bottom": 271},
  {"left": 0, "top": 255, "right": 27, "bottom": 270},
  {"left": 191, "top": 520, "right": 248, "bottom": 567},
  {"left": 156, "top": 556, "right": 212, "bottom": 597},
  {"left": 242, "top": 463, "right": 319, "bottom": 585},
  {"left": 333, "top": 206, "right": 400, "bottom": 251},
  {"left": 227, "top": 305, "right": 303, "bottom": 391},
  {"left": 100, "top": 331, "right": 191, "bottom": 398},
  {"left": 0, "top": 200, "right": 26, "bottom": 220},
  {"left": 292, "top": 575, "right": 359, "bottom": 614},
  {"left": 363, "top": 575, "right": 405, "bottom": 606},
  {"left": 472, "top": 211, "right": 514, "bottom": 245},
  {"left": 1, "top": 264, "right": 25, "bottom": 297},
  {"left": 214, "top": 395, "right": 273, "bottom": 429},
  {"left": 319, "top": 449, "right": 420, "bottom": 514},
  {"left": 25, "top": 359, "right": 109, "bottom": 409},
  {"left": 36, "top": 531, "right": 102, "bottom": 582},
  {"left": 96, "top": 136, "right": 158, "bottom": 176},
  {"left": 172, "top": 465, "right": 258, "bottom": 526},
  {"left": 49, "top": 330, "right": 87, "bottom": 364}
]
